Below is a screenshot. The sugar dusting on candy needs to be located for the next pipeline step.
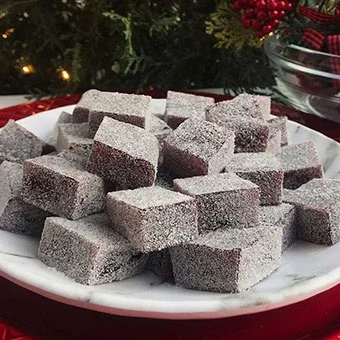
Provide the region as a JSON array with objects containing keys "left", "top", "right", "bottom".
[
  {"left": 0, "top": 120, "right": 43, "bottom": 164},
  {"left": 0, "top": 161, "right": 50, "bottom": 235},
  {"left": 73, "top": 89, "right": 101, "bottom": 123},
  {"left": 21, "top": 155, "right": 106, "bottom": 220},
  {"left": 163, "top": 118, "right": 235, "bottom": 177},
  {"left": 88, "top": 92, "right": 152, "bottom": 135},
  {"left": 56, "top": 122, "right": 93, "bottom": 153},
  {"left": 107, "top": 186, "right": 198, "bottom": 252},
  {"left": 224, "top": 152, "right": 283, "bottom": 205},
  {"left": 173, "top": 173, "right": 260, "bottom": 231},
  {"left": 283, "top": 179, "right": 340, "bottom": 245},
  {"left": 170, "top": 225, "right": 282, "bottom": 293},
  {"left": 38, "top": 213, "right": 148, "bottom": 285},
  {"left": 87, "top": 116, "right": 159, "bottom": 189},
  {"left": 260, "top": 204, "right": 296, "bottom": 251},
  {"left": 277, "top": 141, "right": 323, "bottom": 189},
  {"left": 165, "top": 91, "right": 214, "bottom": 128},
  {"left": 206, "top": 103, "right": 269, "bottom": 153}
]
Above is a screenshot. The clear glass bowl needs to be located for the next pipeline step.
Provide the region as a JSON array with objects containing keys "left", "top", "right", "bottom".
[{"left": 264, "top": 35, "right": 340, "bottom": 122}]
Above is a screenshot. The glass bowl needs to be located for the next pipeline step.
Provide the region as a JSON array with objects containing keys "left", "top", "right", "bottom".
[{"left": 264, "top": 35, "right": 340, "bottom": 122}]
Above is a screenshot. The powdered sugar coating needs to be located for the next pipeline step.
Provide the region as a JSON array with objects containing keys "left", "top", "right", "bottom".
[
  {"left": 0, "top": 161, "right": 49, "bottom": 235},
  {"left": 146, "top": 249, "right": 174, "bottom": 280},
  {"left": 283, "top": 179, "right": 340, "bottom": 245},
  {"left": 145, "top": 115, "right": 172, "bottom": 142},
  {"left": 267, "top": 115, "right": 288, "bottom": 146},
  {"left": 47, "top": 111, "right": 73, "bottom": 146},
  {"left": 206, "top": 104, "right": 269, "bottom": 153},
  {"left": 163, "top": 118, "right": 234, "bottom": 177},
  {"left": 22, "top": 155, "right": 105, "bottom": 220},
  {"left": 206, "top": 94, "right": 269, "bottom": 121},
  {"left": 266, "top": 122, "right": 282, "bottom": 154},
  {"left": 165, "top": 91, "right": 214, "bottom": 128},
  {"left": 88, "top": 92, "right": 152, "bottom": 136},
  {"left": 277, "top": 141, "right": 323, "bottom": 189},
  {"left": 0, "top": 120, "right": 43, "bottom": 164},
  {"left": 260, "top": 204, "right": 297, "bottom": 251},
  {"left": 39, "top": 214, "right": 148, "bottom": 285},
  {"left": 108, "top": 186, "right": 193, "bottom": 209},
  {"left": 107, "top": 186, "right": 198, "bottom": 252},
  {"left": 170, "top": 225, "right": 282, "bottom": 293},
  {"left": 174, "top": 173, "right": 260, "bottom": 232},
  {"left": 224, "top": 153, "right": 283, "bottom": 205},
  {"left": 73, "top": 89, "right": 101, "bottom": 123},
  {"left": 87, "top": 117, "right": 159, "bottom": 189},
  {"left": 56, "top": 122, "right": 93, "bottom": 153}
]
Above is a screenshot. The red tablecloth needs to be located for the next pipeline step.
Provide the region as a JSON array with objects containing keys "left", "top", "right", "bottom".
[{"left": 2, "top": 91, "right": 340, "bottom": 340}]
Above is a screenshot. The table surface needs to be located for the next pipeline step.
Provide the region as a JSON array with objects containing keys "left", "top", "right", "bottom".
[{"left": 1, "top": 92, "right": 340, "bottom": 340}]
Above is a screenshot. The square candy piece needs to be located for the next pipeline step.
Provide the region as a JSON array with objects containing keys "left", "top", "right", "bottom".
[
  {"left": 0, "top": 120, "right": 43, "bottom": 164},
  {"left": 146, "top": 249, "right": 174, "bottom": 280},
  {"left": 170, "top": 226, "right": 282, "bottom": 293},
  {"left": 265, "top": 122, "right": 282, "bottom": 154},
  {"left": 73, "top": 89, "right": 101, "bottom": 123},
  {"left": 267, "top": 115, "right": 288, "bottom": 146},
  {"left": 163, "top": 118, "right": 234, "bottom": 178},
  {"left": 88, "top": 92, "right": 152, "bottom": 136},
  {"left": 173, "top": 173, "right": 260, "bottom": 232},
  {"left": 145, "top": 115, "right": 172, "bottom": 142},
  {"left": 260, "top": 203, "right": 297, "bottom": 251},
  {"left": 165, "top": 91, "right": 214, "bottom": 129},
  {"left": 107, "top": 186, "right": 197, "bottom": 252},
  {"left": 87, "top": 117, "right": 159, "bottom": 189},
  {"left": 277, "top": 141, "right": 323, "bottom": 189},
  {"left": 283, "top": 179, "right": 340, "bottom": 245},
  {"left": 207, "top": 94, "right": 270, "bottom": 121},
  {"left": 56, "top": 122, "right": 93, "bottom": 153},
  {"left": 206, "top": 105, "right": 269, "bottom": 153},
  {"left": 22, "top": 155, "right": 105, "bottom": 220},
  {"left": 39, "top": 214, "right": 148, "bottom": 285},
  {"left": 47, "top": 111, "right": 73, "bottom": 146},
  {"left": 224, "top": 153, "right": 284, "bottom": 205},
  {"left": 0, "top": 161, "right": 49, "bottom": 235}
]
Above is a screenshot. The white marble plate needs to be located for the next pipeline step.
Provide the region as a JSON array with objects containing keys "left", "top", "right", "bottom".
[{"left": 1, "top": 100, "right": 340, "bottom": 320}]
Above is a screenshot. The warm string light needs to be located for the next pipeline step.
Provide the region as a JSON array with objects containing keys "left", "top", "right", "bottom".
[
  {"left": 2, "top": 28, "right": 14, "bottom": 39},
  {"left": 60, "top": 69, "right": 71, "bottom": 81},
  {"left": 21, "top": 64, "right": 35, "bottom": 74}
]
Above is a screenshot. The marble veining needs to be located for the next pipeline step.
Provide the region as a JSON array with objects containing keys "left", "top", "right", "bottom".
[{"left": 1, "top": 101, "right": 340, "bottom": 319}]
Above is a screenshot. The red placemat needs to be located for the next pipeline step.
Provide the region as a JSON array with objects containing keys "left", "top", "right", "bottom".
[{"left": 2, "top": 90, "right": 340, "bottom": 340}]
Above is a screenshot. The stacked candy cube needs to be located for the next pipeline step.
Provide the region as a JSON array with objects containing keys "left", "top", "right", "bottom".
[{"left": 0, "top": 90, "right": 329, "bottom": 293}]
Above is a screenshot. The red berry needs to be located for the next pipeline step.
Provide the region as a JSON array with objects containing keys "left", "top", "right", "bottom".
[
  {"left": 252, "top": 19, "right": 262, "bottom": 29},
  {"left": 277, "top": 1, "right": 286, "bottom": 10},
  {"left": 257, "top": 11, "right": 267, "bottom": 20},
  {"left": 267, "top": 0, "right": 278, "bottom": 10},
  {"left": 263, "top": 24, "right": 273, "bottom": 34},
  {"left": 245, "top": 9, "right": 255, "bottom": 18},
  {"left": 285, "top": 2, "right": 293, "bottom": 11},
  {"left": 256, "top": 0, "right": 266, "bottom": 10},
  {"left": 271, "top": 19, "right": 280, "bottom": 28},
  {"left": 278, "top": 10, "right": 286, "bottom": 18},
  {"left": 268, "top": 10, "right": 279, "bottom": 19}
]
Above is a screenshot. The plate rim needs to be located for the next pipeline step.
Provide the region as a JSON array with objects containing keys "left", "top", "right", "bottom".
[{"left": 2, "top": 101, "right": 340, "bottom": 319}]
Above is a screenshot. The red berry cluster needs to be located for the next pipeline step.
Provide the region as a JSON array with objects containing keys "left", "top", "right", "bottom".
[{"left": 232, "top": 0, "right": 293, "bottom": 38}]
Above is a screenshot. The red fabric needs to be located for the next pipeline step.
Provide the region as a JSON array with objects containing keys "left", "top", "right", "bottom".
[{"left": 2, "top": 91, "right": 340, "bottom": 340}]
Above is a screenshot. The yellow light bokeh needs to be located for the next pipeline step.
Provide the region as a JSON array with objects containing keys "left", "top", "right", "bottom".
[
  {"left": 2, "top": 28, "right": 14, "bottom": 39},
  {"left": 61, "top": 69, "right": 70, "bottom": 81},
  {"left": 22, "top": 64, "right": 35, "bottom": 74}
]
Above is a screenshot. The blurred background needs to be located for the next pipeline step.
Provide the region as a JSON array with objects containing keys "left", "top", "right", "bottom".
[{"left": 0, "top": 0, "right": 339, "bottom": 117}]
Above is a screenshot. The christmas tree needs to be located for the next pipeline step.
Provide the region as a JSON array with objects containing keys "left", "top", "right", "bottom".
[{"left": 0, "top": 0, "right": 338, "bottom": 97}]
